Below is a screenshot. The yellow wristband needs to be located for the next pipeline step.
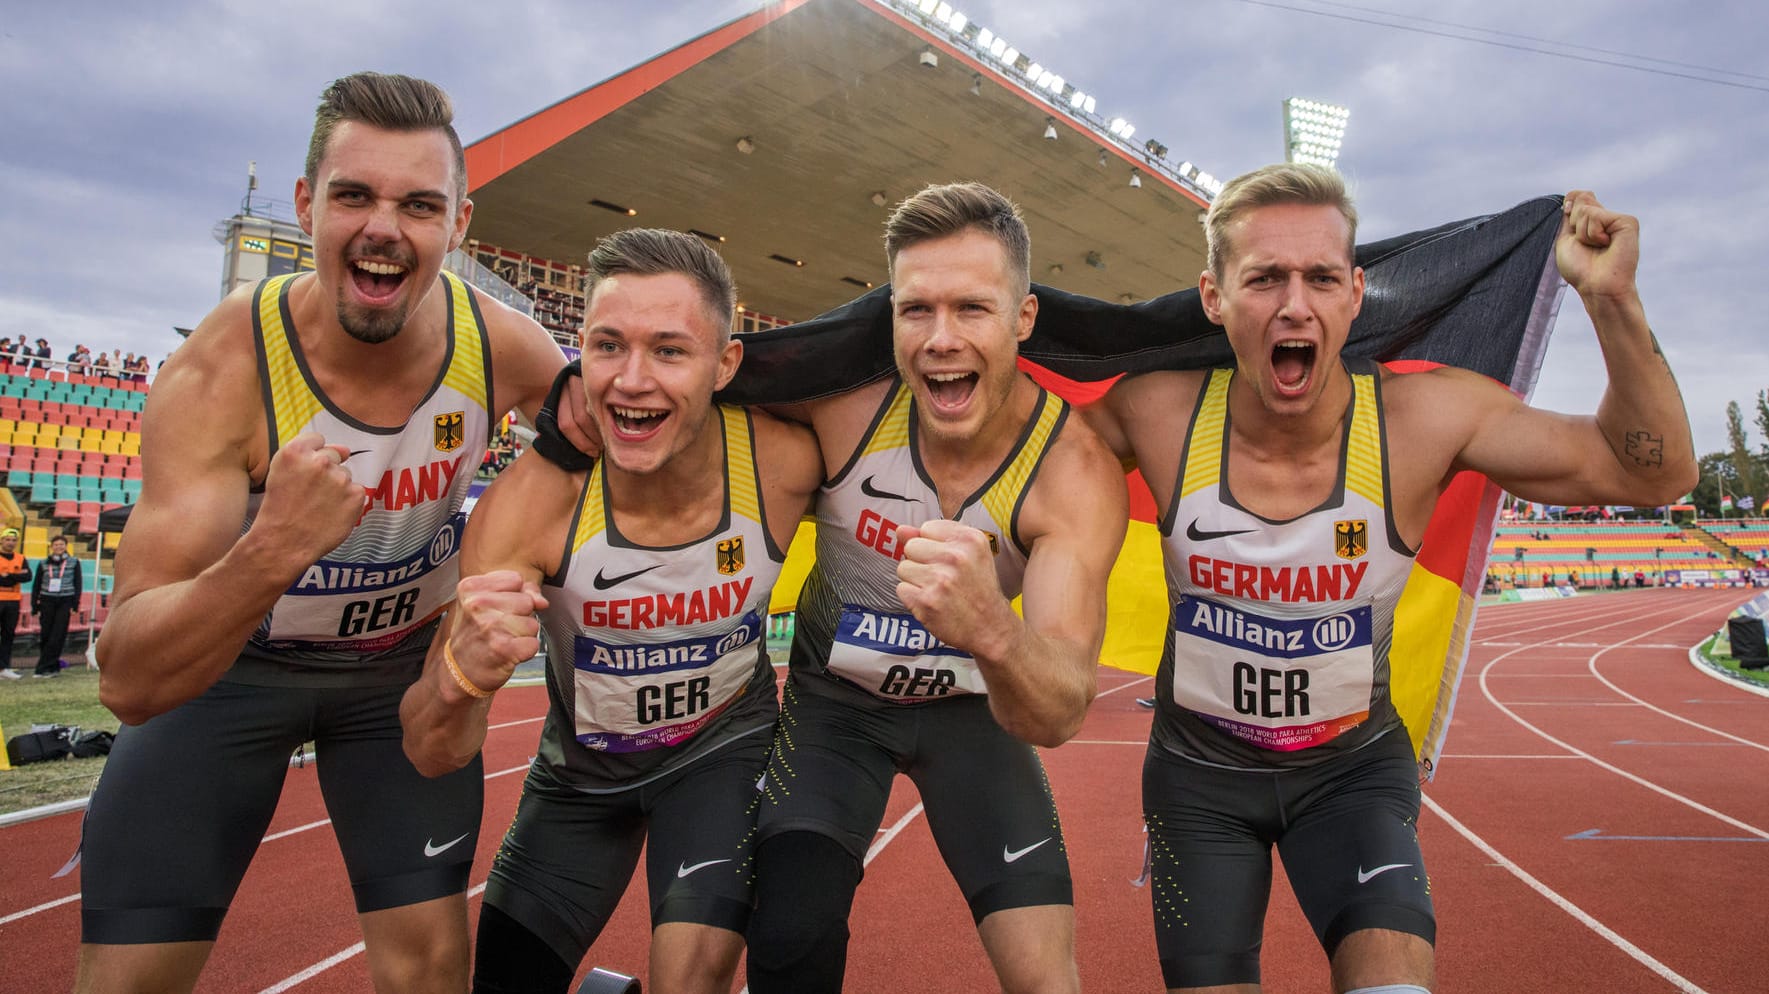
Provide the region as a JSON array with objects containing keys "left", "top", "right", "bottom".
[{"left": 442, "top": 639, "right": 493, "bottom": 700}]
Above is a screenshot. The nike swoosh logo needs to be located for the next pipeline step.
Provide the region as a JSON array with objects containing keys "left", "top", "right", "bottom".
[
  {"left": 593, "top": 563, "right": 666, "bottom": 590},
  {"left": 1356, "top": 863, "right": 1412, "bottom": 884},
  {"left": 1002, "top": 838, "right": 1052, "bottom": 863},
  {"left": 1185, "top": 518, "right": 1256, "bottom": 542},
  {"left": 860, "top": 475, "right": 919, "bottom": 503},
  {"left": 677, "top": 858, "right": 732, "bottom": 878},
  {"left": 424, "top": 832, "right": 471, "bottom": 858}
]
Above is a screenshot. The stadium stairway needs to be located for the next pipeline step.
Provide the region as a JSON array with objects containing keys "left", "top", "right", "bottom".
[{"left": 1684, "top": 522, "right": 1753, "bottom": 566}]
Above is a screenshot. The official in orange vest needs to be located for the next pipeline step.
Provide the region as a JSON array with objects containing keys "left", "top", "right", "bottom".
[{"left": 0, "top": 528, "right": 30, "bottom": 679}]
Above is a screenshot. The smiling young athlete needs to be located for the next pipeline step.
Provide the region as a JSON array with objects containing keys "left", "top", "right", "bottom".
[
  {"left": 400, "top": 228, "right": 823, "bottom": 994},
  {"left": 1077, "top": 163, "right": 1696, "bottom": 993},
  {"left": 740, "top": 183, "right": 1127, "bottom": 994},
  {"left": 75, "top": 72, "right": 592, "bottom": 993}
]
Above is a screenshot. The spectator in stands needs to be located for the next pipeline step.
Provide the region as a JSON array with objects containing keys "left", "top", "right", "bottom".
[
  {"left": 0, "top": 337, "right": 14, "bottom": 364},
  {"left": 91, "top": 349, "right": 113, "bottom": 379},
  {"left": 1542, "top": 569, "right": 1553, "bottom": 588},
  {"left": 29, "top": 534, "right": 81, "bottom": 678},
  {"left": 0, "top": 528, "right": 30, "bottom": 679},
  {"left": 132, "top": 353, "right": 153, "bottom": 382},
  {"left": 32, "top": 337, "right": 52, "bottom": 371},
  {"left": 68, "top": 344, "right": 92, "bottom": 375},
  {"left": 1611, "top": 566, "right": 1621, "bottom": 589},
  {"left": 1634, "top": 569, "right": 1646, "bottom": 588}
]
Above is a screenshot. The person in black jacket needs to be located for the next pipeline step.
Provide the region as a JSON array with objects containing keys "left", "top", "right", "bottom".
[{"left": 31, "top": 534, "right": 81, "bottom": 678}]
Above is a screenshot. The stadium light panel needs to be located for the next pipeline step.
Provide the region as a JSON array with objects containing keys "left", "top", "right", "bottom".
[
  {"left": 948, "top": 12, "right": 967, "bottom": 32},
  {"left": 1283, "top": 97, "right": 1350, "bottom": 168},
  {"left": 1026, "top": 62, "right": 1043, "bottom": 80},
  {"left": 977, "top": 28, "right": 994, "bottom": 49},
  {"left": 917, "top": 0, "right": 937, "bottom": 14},
  {"left": 934, "top": 2, "right": 953, "bottom": 23}
]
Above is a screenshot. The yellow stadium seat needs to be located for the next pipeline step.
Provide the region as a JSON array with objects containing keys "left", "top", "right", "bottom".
[
  {"left": 100, "top": 441, "right": 122, "bottom": 456},
  {"left": 79, "top": 436, "right": 101, "bottom": 452},
  {"left": 120, "top": 439, "right": 140, "bottom": 456},
  {"left": 57, "top": 434, "right": 81, "bottom": 450},
  {"left": 104, "top": 531, "right": 122, "bottom": 550},
  {"left": 0, "top": 418, "right": 13, "bottom": 434},
  {"left": 35, "top": 423, "right": 60, "bottom": 439}
]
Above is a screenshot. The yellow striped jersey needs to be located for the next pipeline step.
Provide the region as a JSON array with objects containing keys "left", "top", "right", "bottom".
[
  {"left": 792, "top": 378, "right": 1069, "bottom": 704},
  {"left": 1154, "top": 361, "right": 1415, "bottom": 768},
  {"left": 235, "top": 272, "right": 491, "bottom": 685},
  {"left": 537, "top": 405, "right": 782, "bottom": 788}
]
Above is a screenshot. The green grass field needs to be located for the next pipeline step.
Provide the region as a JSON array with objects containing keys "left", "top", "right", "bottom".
[{"left": 0, "top": 663, "right": 115, "bottom": 815}]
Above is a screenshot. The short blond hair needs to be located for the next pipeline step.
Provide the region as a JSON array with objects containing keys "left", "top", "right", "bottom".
[
  {"left": 885, "top": 182, "right": 1031, "bottom": 295},
  {"left": 1205, "top": 163, "right": 1357, "bottom": 275}
]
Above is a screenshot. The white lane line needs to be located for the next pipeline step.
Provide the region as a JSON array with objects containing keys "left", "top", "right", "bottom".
[
  {"left": 1, "top": 763, "right": 531, "bottom": 928},
  {"left": 0, "top": 892, "right": 80, "bottom": 926},
  {"left": 1480, "top": 610, "right": 1769, "bottom": 840},
  {"left": 487, "top": 715, "right": 544, "bottom": 730},
  {"left": 1591, "top": 646, "right": 1769, "bottom": 753},
  {"left": 1437, "top": 754, "right": 1581, "bottom": 760},
  {"left": 865, "top": 802, "right": 926, "bottom": 868},
  {"left": 255, "top": 882, "right": 495, "bottom": 991},
  {"left": 1094, "top": 673, "right": 1153, "bottom": 699},
  {"left": 1422, "top": 794, "right": 1712, "bottom": 994}
]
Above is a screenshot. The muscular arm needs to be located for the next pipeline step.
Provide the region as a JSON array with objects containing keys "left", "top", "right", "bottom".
[
  {"left": 481, "top": 295, "right": 600, "bottom": 455},
  {"left": 1435, "top": 192, "right": 1696, "bottom": 506},
  {"left": 96, "top": 295, "right": 365, "bottom": 725},
  {"left": 400, "top": 451, "right": 563, "bottom": 776},
  {"left": 897, "top": 427, "right": 1128, "bottom": 747}
]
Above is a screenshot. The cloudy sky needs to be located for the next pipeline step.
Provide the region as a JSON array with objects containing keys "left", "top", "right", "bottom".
[{"left": 1, "top": 0, "right": 1763, "bottom": 457}]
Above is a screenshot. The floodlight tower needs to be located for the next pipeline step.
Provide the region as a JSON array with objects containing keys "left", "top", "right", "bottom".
[{"left": 1283, "top": 97, "right": 1349, "bottom": 168}]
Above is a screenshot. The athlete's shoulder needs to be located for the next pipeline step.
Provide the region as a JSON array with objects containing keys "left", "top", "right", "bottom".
[
  {"left": 749, "top": 407, "right": 821, "bottom": 468},
  {"left": 463, "top": 450, "right": 578, "bottom": 575},
  {"left": 152, "top": 284, "right": 265, "bottom": 413}
]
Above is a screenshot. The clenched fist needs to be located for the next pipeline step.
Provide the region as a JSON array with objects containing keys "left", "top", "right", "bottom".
[
  {"left": 251, "top": 432, "right": 367, "bottom": 568},
  {"left": 895, "top": 518, "right": 1015, "bottom": 658},
  {"left": 449, "top": 570, "right": 548, "bottom": 696}
]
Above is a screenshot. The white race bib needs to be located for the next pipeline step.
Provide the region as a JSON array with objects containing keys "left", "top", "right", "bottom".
[
  {"left": 826, "top": 605, "right": 987, "bottom": 701},
  {"left": 1169, "top": 595, "right": 1373, "bottom": 751}
]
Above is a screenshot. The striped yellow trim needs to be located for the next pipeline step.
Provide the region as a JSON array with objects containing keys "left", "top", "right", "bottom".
[
  {"left": 861, "top": 383, "right": 913, "bottom": 457},
  {"left": 1180, "top": 369, "right": 1232, "bottom": 498},
  {"left": 980, "top": 390, "right": 1064, "bottom": 535},
  {"left": 724, "top": 405, "right": 763, "bottom": 523},
  {"left": 571, "top": 463, "right": 608, "bottom": 554},
  {"left": 438, "top": 273, "right": 489, "bottom": 412},
  {"left": 1344, "top": 372, "right": 1384, "bottom": 508},
  {"left": 259, "top": 274, "right": 323, "bottom": 445}
]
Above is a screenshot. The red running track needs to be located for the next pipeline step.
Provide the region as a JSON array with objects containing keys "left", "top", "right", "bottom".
[{"left": 1, "top": 587, "right": 1763, "bottom": 992}]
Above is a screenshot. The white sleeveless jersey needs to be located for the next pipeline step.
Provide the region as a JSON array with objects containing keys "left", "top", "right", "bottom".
[
  {"left": 538, "top": 405, "right": 782, "bottom": 786},
  {"left": 792, "top": 379, "right": 1068, "bottom": 704},
  {"left": 236, "top": 272, "right": 490, "bottom": 684},
  {"left": 1155, "top": 363, "right": 1414, "bottom": 768}
]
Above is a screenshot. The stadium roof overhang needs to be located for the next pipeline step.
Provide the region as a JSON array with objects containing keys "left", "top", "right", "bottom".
[{"left": 462, "top": 0, "right": 1211, "bottom": 324}]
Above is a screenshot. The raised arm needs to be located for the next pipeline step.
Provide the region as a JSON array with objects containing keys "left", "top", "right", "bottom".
[
  {"left": 1435, "top": 191, "right": 1696, "bottom": 506},
  {"left": 400, "top": 451, "right": 560, "bottom": 776},
  {"left": 96, "top": 299, "right": 366, "bottom": 725},
  {"left": 896, "top": 425, "right": 1128, "bottom": 747}
]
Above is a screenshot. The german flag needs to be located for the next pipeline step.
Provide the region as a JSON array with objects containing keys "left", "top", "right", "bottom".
[{"left": 741, "top": 196, "right": 1566, "bottom": 778}]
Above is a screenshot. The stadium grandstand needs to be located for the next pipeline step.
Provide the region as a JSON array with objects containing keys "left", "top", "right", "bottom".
[
  {"left": 0, "top": 358, "right": 143, "bottom": 637},
  {"left": 1489, "top": 513, "right": 1769, "bottom": 590}
]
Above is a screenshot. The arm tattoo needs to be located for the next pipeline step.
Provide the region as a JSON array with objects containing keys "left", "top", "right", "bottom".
[{"left": 1624, "top": 430, "right": 1664, "bottom": 468}]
